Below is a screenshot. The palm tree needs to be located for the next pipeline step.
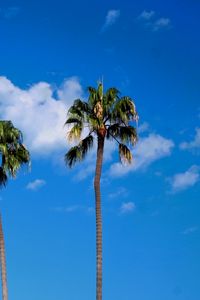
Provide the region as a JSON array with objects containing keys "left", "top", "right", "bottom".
[
  {"left": 0, "top": 120, "right": 30, "bottom": 300},
  {"left": 64, "top": 83, "right": 138, "bottom": 299}
]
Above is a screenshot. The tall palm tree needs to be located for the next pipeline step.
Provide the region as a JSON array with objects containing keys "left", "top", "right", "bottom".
[
  {"left": 64, "top": 83, "right": 138, "bottom": 300},
  {"left": 0, "top": 120, "right": 30, "bottom": 300}
]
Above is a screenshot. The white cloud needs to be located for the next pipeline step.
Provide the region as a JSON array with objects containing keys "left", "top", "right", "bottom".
[
  {"left": 26, "top": 179, "right": 46, "bottom": 191},
  {"left": 169, "top": 165, "right": 200, "bottom": 193},
  {"left": 0, "top": 76, "right": 83, "bottom": 156},
  {"left": 180, "top": 128, "right": 200, "bottom": 151},
  {"left": 120, "top": 202, "right": 135, "bottom": 214},
  {"left": 138, "top": 10, "right": 155, "bottom": 20},
  {"left": 182, "top": 226, "right": 198, "bottom": 235},
  {"left": 109, "top": 134, "right": 174, "bottom": 177},
  {"left": 137, "top": 10, "right": 171, "bottom": 31},
  {"left": 102, "top": 9, "right": 120, "bottom": 31}
]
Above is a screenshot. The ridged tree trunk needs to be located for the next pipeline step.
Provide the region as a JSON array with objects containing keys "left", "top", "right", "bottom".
[
  {"left": 0, "top": 215, "right": 8, "bottom": 300},
  {"left": 94, "top": 135, "right": 105, "bottom": 300}
]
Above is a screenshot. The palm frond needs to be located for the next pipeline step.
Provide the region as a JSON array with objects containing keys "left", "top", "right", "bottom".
[
  {"left": 0, "top": 144, "right": 8, "bottom": 155},
  {"left": 102, "top": 88, "right": 119, "bottom": 120},
  {"left": 118, "top": 126, "right": 137, "bottom": 145},
  {"left": 79, "top": 134, "right": 94, "bottom": 157},
  {"left": 88, "top": 87, "right": 97, "bottom": 106},
  {"left": 15, "top": 144, "right": 30, "bottom": 164},
  {"left": 0, "top": 120, "right": 30, "bottom": 180},
  {"left": 0, "top": 167, "right": 7, "bottom": 187},
  {"left": 97, "top": 83, "right": 103, "bottom": 101},
  {"left": 3, "top": 155, "right": 20, "bottom": 177},
  {"left": 119, "top": 143, "right": 132, "bottom": 164},
  {"left": 65, "top": 117, "right": 82, "bottom": 125},
  {"left": 67, "top": 123, "right": 83, "bottom": 142},
  {"left": 65, "top": 134, "right": 94, "bottom": 168},
  {"left": 65, "top": 146, "right": 82, "bottom": 168},
  {"left": 111, "top": 96, "right": 137, "bottom": 124},
  {"left": 107, "top": 124, "right": 137, "bottom": 145},
  {"left": 68, "top": 99, "right": 91, "bottom": 119},
  {"left": 0, "top": 121, "right": 21, "bottom": 144}
]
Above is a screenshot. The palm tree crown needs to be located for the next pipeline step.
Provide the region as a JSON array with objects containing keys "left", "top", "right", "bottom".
[
  {"left": 0, "top": 120, "right": 30, "bottom": 186},
  {"left": 65, "top": 83, "right": 138, "bottom": 166}
]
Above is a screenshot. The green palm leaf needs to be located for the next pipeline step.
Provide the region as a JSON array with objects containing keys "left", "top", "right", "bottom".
[
  {"left": 0, "top": 167, "right": 7, "bottom": 187},
  {"left": 68, "top": 99, "right": 91, "bottom": 118},
  {"left": 107, "top": 124, "right": 137, "bottom": 146},
  {"left": 111, "top": 96, "right": 137, "bottom": 124},
  {"left": 0, "top": 121, "right": 30, "bottom": 185},
  {"left": 65, "top": 134, "right": 93, "bottom": 167},
  {"left": 65, "top": 117, "right": 82, "bottom": 125}
]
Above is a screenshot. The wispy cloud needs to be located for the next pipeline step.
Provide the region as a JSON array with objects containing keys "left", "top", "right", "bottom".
[
  {"left": 108, "top": 187, "right": 128, "bottom": 199},
  {"left": 180, "top": 128, "right": 200, "bottom": 152},
  {"left": 0, "top": 76, "right": 83, "bottom": 156},
  {"left": 153, "top": 18, "right": 171, "bottom": 31},
  {"left": 120, "top": 202, "right": 135, "bottom": 214},
  {"left": 182, "top": 226, "right": 198, "bottom": 235},
  {"left": 26, "top": 179, "right": 46, "bottom": 191},
  {"left": 53, "top": 205, "right": 94, "bottom": 214},
  {"left": 138, "top": 10, "right": 155, "bottom": 20},
  {"left": 101, "top": 9, "right": 120, "bottom": 32},
  {"left": 137, "top": 10, "right": 171, "bottom": 31},
  {"left": 138, "top": 122, "right": 150, "bottom": 134},
  {"left": 74, "top": 164, "right": 95, "bottom": 181},
  {"left": 169, "top": 165, "right": 200, "bottom": 193},
  {"left": 54, "top": 205, "right": 81, "bottom": 213},
  {"left": 0, "top": 7, "right": 20, "bottom": 19},
  {"left": 109, "top": 134, "right": 174, "bottom": 177}
]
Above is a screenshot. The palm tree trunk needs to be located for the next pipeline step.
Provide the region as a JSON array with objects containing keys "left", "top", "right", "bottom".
[
  {"left": 94, "top": 135, "right": 105, "bottom": 300},
  {"left": 0, "top": 215, "right": 8, "bottom": 300}
]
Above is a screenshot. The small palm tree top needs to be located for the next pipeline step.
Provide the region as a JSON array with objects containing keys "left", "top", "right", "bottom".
[
  {"left": 0, "top": 120, "right": 30, "bottom": 186},
  {"left": 65, "top": 83, "right": 138, "bottom": 167}
]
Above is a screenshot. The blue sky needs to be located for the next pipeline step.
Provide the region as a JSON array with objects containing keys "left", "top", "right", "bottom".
[{"left": 0, "top": 0, "right": 200, "bottom": 299}]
